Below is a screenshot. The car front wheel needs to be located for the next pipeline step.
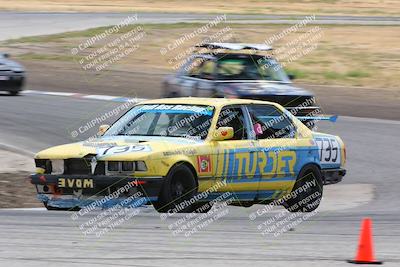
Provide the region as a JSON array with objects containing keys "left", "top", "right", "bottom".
[
  {"left": 284, "top": 164, "right": 323, "bottom": 212},
  {"left": 153, "top": 164, "right": 198, "bottom": 213}
]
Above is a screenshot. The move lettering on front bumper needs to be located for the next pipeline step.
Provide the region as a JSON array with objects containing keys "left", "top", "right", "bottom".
[{"left": 30, "top": 174, "right": 164, "bottom": 199}]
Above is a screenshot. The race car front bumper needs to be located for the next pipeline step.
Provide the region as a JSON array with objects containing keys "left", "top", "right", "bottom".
[
  {"left": 30, "top": 174, "right": 164, "bottom": 208},
  {"left": 0, "top": 74, "right": 24, "bottom": 91},
  {"left": 321, "top": 168, "right": 346, "bottom": 185}
]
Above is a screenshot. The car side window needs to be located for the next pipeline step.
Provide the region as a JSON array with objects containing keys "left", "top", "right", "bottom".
[
  {"left": 198, "top": 60, "right": 216, "bottom": 80},
  {"left": 185, "top": 58, "right": 214, "bottom": 79},
  {"left": 248, "top": 104, "right": 296, "bottom": 139},
  {"left": 217, "top": 106, "right": 248, "bottom": 140},
  {"left": 185, "top": 58, "right": 204, "bottom": 77}
]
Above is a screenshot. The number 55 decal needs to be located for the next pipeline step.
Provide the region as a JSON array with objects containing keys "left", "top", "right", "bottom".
[{"left": 315, "top": 137, "right": 340, "bottom": 164}]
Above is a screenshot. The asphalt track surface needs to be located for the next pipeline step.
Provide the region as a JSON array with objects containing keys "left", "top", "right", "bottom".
[
  {"left": 0, "top": 93, "right": 400, "bottom": 266},
  {"left": 1, "top": 12, "right": 400, "bottom": 41}
]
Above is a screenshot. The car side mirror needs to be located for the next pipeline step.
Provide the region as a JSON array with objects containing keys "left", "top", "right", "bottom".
[
  {"left": 98, "top": 124, "right": 110, "bottom": 136},
  {"left": 3, "top": 53, "right": 9, "bottom": 58},
  {"left": 211, "top": 127, "right": 234, "bottom": 141},
  {"left": 288, "top": 73, "right": 296, "bottom": 80}
]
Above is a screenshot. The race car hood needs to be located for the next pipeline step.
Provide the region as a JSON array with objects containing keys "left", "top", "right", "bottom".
[
  {"left": 35, "top": 136, "right": 202, "bottom": 160},
  {"left": 0, "top": 57, "right": 24, "bottom": 70},
  {"left": 217, "top": 81, "right": 312, "bottom": 96}
]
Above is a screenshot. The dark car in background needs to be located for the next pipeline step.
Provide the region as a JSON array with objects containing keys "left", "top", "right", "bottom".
[
  {"left": 162, "top": 43, "right": 321, "bottom": 128},
  {"left": 0, "top": 53, "right": 25, "bottom": 95}
]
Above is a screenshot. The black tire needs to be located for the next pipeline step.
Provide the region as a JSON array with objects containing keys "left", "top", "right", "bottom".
[
  {"left": 153, "top": 164, "right": 198, "bottom": 213},
  {"left": 44, "top": 202, "right": 80, "bottom": 211},
  {"left": 284, "top": 165, "right": 323, "bottom": 213},
  {"left": 8, "top": 91, "right": 19, "bottom": 96}
]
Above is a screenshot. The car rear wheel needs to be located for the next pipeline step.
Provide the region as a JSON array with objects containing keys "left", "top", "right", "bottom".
[
  {"left": 284, "top": 165, "right": 323, "bottom": 213},
  {"left": 153, "top": 164, "right": 198, "bottom": 213}
]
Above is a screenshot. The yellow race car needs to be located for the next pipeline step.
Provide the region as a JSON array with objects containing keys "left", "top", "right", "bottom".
[{"left": 30, "top": 97, "right": 346, "bottom": 213}]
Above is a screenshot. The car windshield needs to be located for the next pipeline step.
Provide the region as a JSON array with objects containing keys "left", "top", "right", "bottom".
[
  {"left": 105, "top": 104, "right": 215, "bottom": 140},
  {"left": 216, "top": 56, "right": 289, "bottom": 82}
]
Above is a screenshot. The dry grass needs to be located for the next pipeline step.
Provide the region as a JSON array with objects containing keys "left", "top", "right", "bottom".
[
  {"left": 0, "top": 0, "right": 399, "bottom": 16},
  {"left": 0, "top": 172, "right": 41, "bottom": 208},
  {"left": 2, "top": 23, "right": 400, "bottom": 89}
]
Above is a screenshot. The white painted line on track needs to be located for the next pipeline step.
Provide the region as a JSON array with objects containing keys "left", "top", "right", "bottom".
[
  {"left": 1, "top": 208, "right": 46, "bottom": 211},
  {"left": 23, "top": 90, "right": 76, "bottom": 97},
  {"left": 22, "top": 90, "right": 147, "bottom": 104},
  {"left": 0, "top": 142, "right": 35, "bottom": 157},
  {"left": 81, "top": 94, "right": 124, "bottom": 101},
  {"left": 42, "top": 92, "right": 77, "bottom": 97}
]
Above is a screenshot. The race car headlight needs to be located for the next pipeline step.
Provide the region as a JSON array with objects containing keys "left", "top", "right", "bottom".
[
  {"left": 35, "top": 159, "right": 50, "bottom": 173},
  {"left": 12, "top": 67, "right": 24, "bottom": 73},
  {"left": 135, "top": 161, "right": 147, "bottom": 171},
  {"left": 34, "top": 159, "right": 64, "bottom": 174},
  {"left": 50, "top": 160, "right": 64, "bottom": 174}
]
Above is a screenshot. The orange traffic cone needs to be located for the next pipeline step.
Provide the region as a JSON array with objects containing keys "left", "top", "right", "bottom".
[{"left": 347, "top": 218, "right": 382, "bottom": 264}]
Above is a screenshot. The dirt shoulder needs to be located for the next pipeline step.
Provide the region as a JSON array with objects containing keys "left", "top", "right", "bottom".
[
  {"left": 0, "top": 0, "right": 399, "bottom": 16},
  {"left": 0, "top": 150, "right": 40, "bottom": 208},
  {"left": 0, "top": 172, "right": 41, "bottom": 208}
]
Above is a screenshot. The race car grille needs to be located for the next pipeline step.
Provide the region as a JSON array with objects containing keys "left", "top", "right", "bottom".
[
  {"left": 64, "top": 158, "right": 90, "bottom": 174},
  {"left": 0, "top": 77, "right": 24, "bottom": 88},
  {"left": 64, "top": 158, "right": 105, "bottom": 175}
]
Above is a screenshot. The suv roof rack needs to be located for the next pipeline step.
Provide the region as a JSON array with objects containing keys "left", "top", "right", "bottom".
[{"left": 195, "top": 42, "right": 273, "bottom": 51}]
